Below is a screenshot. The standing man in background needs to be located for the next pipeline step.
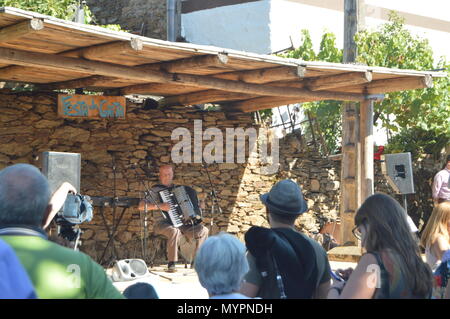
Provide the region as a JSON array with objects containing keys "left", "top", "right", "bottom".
[{"left": 432, "top": 155, "right": 450, "bottom": 205}]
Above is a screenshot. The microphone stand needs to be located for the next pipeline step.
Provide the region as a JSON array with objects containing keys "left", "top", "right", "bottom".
[
  {"left": 100, "top": 151, "right": 120, "bottom": 265},
  {"left": 202, "top": 163, "right": 222, "bottom": 228},
  {"left": 132, "top": 167, "right": 165, "bottom": 265}
]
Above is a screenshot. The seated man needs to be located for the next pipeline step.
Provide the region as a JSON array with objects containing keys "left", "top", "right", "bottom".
[
  {"left": 139, "top": 165, "right": 209, "bottom": 272},
  {"left": 0, "top": 164, "right": 124, "bottom": 299}
]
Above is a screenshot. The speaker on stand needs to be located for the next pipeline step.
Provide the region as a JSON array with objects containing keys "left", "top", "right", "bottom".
[{"left": 41, "top": 151, "right": 81, "bottom": 194}]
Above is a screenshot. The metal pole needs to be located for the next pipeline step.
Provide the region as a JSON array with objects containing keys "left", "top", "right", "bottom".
[{"left": 74, "top": 1, "right": 86, "bottom": 24}]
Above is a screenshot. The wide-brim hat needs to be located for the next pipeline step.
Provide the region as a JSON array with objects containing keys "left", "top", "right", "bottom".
[{"left": 260, "top": 179, "right": 308, "bottom": 215}]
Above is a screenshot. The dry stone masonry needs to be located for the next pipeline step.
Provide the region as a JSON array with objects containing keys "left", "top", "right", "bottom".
[
  {"left": 86, "top": 0, "right": 167, "bottom": 39},
  {"left": 0, "top": 91, "right": 441, "bottom": 264}
]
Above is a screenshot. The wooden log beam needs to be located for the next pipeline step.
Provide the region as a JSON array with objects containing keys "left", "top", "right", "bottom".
[
  {"left": 40, "top": 62, "right": 303, "bottom": 93},
  {"left": 37, "top": 76, "right": 117, "bottom": 91},
  {"left": 0, "top": 47, "right": 365, "bottom": 101},
  {"left": 365, "top": 75, "right": 433, "bottom": 94},
  {"left": 225, "top": 89, "right": 366, "bottom": 113},
  {"left": 35, "top": 53, "right": 228, "bottom": 91},
  {"left": 158, "top": 90, "right": 254, "bottom": 107},
  {"left": 119, "top": 82, "right": 202, "bottom": 95},
  {"left": 307, "top": 71, "right": 372, "bottom": 91},
  {"left": 173, "top": 73, "right": 365, "bottom": 100},
  {"left": 0, "top": 46, "right": 173, "bottom": 81},
  {"left": 157, "top": 81, "right": 306, "bottom": 107},
  {"left": 224, "top": 96, "right": 312, "bottom": 113},
  {"left": 139, "top": 53, "right": 229, "bottom": 73},
  {"left": 213, "top": 66, "right": 305, "bottom": 83},
  {"left": 0, "top": 18, "right": 44, "bottom": 43},
  {"left": 0, "top": 38, "right": 143, "bottom": 81},
  {"left": 62, "top": 38, "right": 143, "bottom": 59},
  {"left": 337, "top": 75, "right": 433, "bottom": 94},
  {"left": 118, "top": 66, "right": 307, "bottom": 96}
]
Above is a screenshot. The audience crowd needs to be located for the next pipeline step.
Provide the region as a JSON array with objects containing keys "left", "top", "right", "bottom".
[{"left": 0, "top": 163, "right": 449, "bottom": 299}]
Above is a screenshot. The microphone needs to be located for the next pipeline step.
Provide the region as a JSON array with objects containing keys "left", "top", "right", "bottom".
[{"left": 145, "top": 155, "right": 154, "bottom": 169}]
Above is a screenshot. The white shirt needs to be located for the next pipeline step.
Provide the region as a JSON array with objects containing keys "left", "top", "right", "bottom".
[{"left": 432, "top": 168, "right": 450, "bottom": 201}]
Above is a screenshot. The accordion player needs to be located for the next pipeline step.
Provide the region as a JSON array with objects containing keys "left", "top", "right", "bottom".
[{"left": 156, "top": 185, "right": 203, "bottom": 228}]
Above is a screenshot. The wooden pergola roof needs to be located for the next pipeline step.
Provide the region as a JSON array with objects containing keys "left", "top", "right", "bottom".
[{"left": 0, "top": 7, "right": 446, "bottom": 113}]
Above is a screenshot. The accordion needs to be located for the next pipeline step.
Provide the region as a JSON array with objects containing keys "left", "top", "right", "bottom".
[{"left": 159, "top": 186, "right": 202, "bottom": 227}]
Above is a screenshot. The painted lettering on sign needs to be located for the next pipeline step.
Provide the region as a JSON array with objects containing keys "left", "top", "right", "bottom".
[{"left": 58, "top": 94, "right": 126, "bottom": 119}]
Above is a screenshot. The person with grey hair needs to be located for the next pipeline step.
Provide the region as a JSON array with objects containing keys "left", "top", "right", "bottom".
[
  {"left": 0, "top": 164, "right": 124, "bottom": 299},
  {"left": 194, "top": 232, "right": 251, "bottom": 299}
]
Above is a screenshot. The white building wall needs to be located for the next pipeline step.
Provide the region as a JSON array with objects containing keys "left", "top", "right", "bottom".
[
  {"left": 183, "top": 0, "right": 450, "bottom": 60},
  {"left": 270, "top": 0, "right": 344, "bottom": 54},
  {"left": 181, "top": 0, "right": 271, "bottom": 54}
]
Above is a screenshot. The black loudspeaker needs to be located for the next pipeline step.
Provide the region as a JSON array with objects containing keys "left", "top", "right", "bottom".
[
  {"left": 112, "top": 259, "right": 150, "bottom": 282},
  {"left": 41, "top": 151, "right": 81, "bottom": 194}
]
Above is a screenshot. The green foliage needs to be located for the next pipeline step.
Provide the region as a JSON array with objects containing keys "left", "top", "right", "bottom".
[
  {"left": 279, "top": 12, "right": 449, "bottom": 155},
  {"left": 384, "top": 127, "right": 449, "bottom": 159},
  {"left": 282, "top": 30, "right": 317, "bottom": 61},
  {"left": 0, "top": 0, "right": 126, "bottom": 31},
  {"left": 0, "top": 0, "right": 78, "bottom": 20},
  {"left": 355, "top": 12, "right": 449, "bottom": 144},
  {"left": 280, "top": 31, "right": 344, "bottom": 154}
]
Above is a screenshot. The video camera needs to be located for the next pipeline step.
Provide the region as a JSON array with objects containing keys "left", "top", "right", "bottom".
[{"left": 55, "top": 194, "right": 93, "bottom": 244}]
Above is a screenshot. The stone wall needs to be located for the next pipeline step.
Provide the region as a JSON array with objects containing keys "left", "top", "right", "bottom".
[
  {"left": 0, "top": 91, "right": 344, "bottom": 265},
  {"left": 86, "top": 0, "right": 167, "bottom": 39},
  {"left": 1, "top": 91, "right": 440, "bottom": 265}
]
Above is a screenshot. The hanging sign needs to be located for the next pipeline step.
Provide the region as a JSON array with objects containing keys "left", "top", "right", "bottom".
[{"left": 58, "top": 94, "right": 126, "bottom": 119}]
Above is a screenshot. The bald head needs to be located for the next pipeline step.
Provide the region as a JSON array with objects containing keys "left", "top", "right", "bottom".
[{"left": 0, "top": 164, "right": 51, "bottom": 227}]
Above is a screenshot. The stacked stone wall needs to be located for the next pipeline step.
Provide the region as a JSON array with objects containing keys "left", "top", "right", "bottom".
[{"left": 0, "top": 91, "right": 441, "bottom": 264}]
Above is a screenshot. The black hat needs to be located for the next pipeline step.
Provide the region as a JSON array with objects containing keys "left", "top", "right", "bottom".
[{"left": 260, "top": 179, "right": 308, "bottom": 216}]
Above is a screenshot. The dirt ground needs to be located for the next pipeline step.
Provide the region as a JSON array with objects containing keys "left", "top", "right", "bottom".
[{"left": 108, "top": 261, "right": 357, "bottom": 299}]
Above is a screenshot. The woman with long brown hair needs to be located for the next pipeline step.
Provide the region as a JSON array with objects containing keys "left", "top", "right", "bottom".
[
  {"left": 328, "top": 193, "right": 433, "bottom": 299},
  {"left": 420, "top": 202, "right": 450, "bottom": 271}
]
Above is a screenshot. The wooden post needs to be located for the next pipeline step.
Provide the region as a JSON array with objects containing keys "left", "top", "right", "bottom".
[
  {"left": 360, "top": 99, "right": 374, "bottom": 201},
  {"left": 340, "top": 0, "right": 365, "bottom": 246},
  {"left": 340, "top": 102, "right": 360, "bottom": 246}
]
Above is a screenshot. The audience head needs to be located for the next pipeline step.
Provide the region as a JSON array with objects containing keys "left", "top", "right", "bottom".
[
  {"left": 355, "top": 193, "right": 433, "bottom": 297},
  {"left": 421, "top": 201, "right": 450, "bottom": 249},
  {"left": 260, "top": 179, "right": 308, "bottom": 226},
  {"left": 0, "top": 164, "right": 51, "bottom": 227},
  {"left": 194, "top": 232, "right": 249, "bottom": 296},
  {"left": 355, "top": 193, "right": 415, "bottom": 250},
  {"left": 123, "top": 282, "right": 159, "bottom": 299}
]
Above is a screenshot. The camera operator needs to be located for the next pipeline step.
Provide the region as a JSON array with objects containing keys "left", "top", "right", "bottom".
[
  {"left": 43, "top": 181, "right": 77, "bottom": 230},
  {"left": 0, "top": 164, "right": 124, "bottom": 299}
]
